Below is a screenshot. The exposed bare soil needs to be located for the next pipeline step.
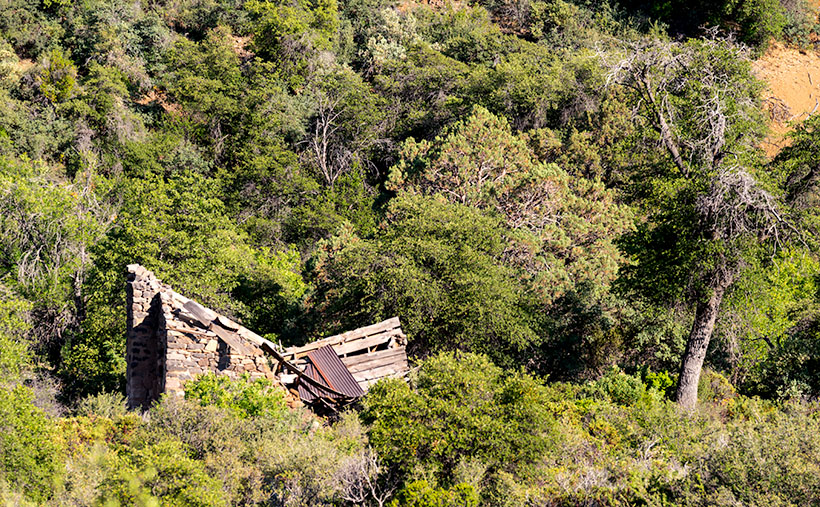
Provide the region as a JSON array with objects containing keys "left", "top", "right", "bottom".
[{"left": 754, "top": 42, "right": 820, "bottom": 157}]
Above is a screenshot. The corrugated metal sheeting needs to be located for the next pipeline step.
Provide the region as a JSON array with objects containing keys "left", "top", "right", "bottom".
[{"left": 297, "top": 345, "right": 364, "bottom": 403}]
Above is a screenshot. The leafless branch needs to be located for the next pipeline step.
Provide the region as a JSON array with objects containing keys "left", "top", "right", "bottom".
[{"left": 334, "top": 448, "right": 398, "bottom": 507}]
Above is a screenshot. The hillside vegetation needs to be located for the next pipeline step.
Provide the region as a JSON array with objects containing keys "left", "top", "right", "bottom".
[{"left": 4, "top": 0, "right": 820, "bottom": 505}]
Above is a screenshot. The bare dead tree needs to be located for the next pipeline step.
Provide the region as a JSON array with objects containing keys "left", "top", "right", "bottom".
[
  {"left": 304, "top": 70, "right": 389, "bottom": 188},
  {"left": 310, "top": 92, "right": 348, "bottom": 187}
]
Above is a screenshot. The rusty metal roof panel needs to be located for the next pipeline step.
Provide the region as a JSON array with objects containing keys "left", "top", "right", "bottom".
[
  {"left": 308, "top": 346, "right": 365, "bottom": 398},
  {"left": 297, "top": 363, "right": 342, "bottom": 402},
  {"left": 296, "top": 346, "right": 364, "bottom": 403},
  {"left": 297, "top": 363, "right": 320, "bottom": 402}
]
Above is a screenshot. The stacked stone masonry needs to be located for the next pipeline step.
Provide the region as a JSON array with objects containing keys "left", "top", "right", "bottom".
[{"left": 126, "top": 264, "right": 281, "bottom": 410}]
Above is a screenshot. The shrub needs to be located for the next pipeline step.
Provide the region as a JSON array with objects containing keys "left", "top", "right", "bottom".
[
  {"left": 388, "top": 480, "right": 479, "bottom": 507},
  {"left": 728, "top": 0, "right": 788, "bottom": 50},
  {"left": 698, "top": 368, "right": 736, "bottom": 403},
  {"left": 75, "top": 391, "right": 128, "bottom": 419},
  {"left": 38, "top": 48, "right": 77, "bottom": 102},
  {"left": 98, "top": 439, "right": 226, "bottom": 507},
  {"left": 585, "top": 366, "right": 647, "bottom": 406},
  {"left": 0, "top": 288, "right": 31, "bottom": 385},
  {"left": 781, "top": 0, "right": 819, "bottom": 47},
  {"left": 361, "top": 352, "right": 554, "bottom": 482},
  {"left": 143, "top": 395, "right": 376, "bottom": 506},
  {"left": 640, "top": 366, "right": 675, "bottom": 398},
  {"left": 0, "top": 385, "right": 63, "bottom": 502},
  {"left": 184, "top": 373, "right": 288, "bottom": 419}
]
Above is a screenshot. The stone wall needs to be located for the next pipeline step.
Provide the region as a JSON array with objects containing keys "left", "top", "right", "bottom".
[{"left": 126, "top": 264, "right": 279, "bottom": 410}]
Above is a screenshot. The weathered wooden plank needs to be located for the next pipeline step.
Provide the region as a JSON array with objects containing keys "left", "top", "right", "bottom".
[
  {"left": 182, "top": 300, "right": 217, "bottom": 326},
  {"left": 217, "top": 315, "right": 240, "bottom": 330},
  {"left": 332, "top": 333, "right": 395, "bottom": 356},
  {"left": 341, "top": 348, "right": 406, "bottom": 370},
  {"left": 235, "top": 327, "right": 265, "bottom": 347},
  {"left": 284, "top": 317, "right": 401, "bottom": 358},
  {"left": 356, "top": 368, "right": 411, "bottom": 390},
  {"left": 326, "top": 317, "right": 401, "bottom": 342},
  {"left": 344, "top": 354, "right": 406, "bottom": 374},
  {"left": 347, "top": 358, "right": 406, "bottom": 375},
  {"left": 165, "top": 325, "right": 216, "bottom": 339},
  {"left": 210, "top": 325, "right": 253, "bottom": 355},
  {"left": 351, "top": 361, "right": 409, "bottom": 382}
]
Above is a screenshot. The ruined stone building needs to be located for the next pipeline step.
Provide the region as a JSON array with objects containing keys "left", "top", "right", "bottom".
[{"left": 126, "top": 264, "right": 409, "bottom": 410}]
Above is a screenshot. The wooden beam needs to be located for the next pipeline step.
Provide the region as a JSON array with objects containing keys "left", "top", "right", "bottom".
[
  {"left": 342, "top": 348, "right": 407, "bottom": 372},
  {"left": 331, "top": 332, "right": 395, "bottom": 356},
  {"left": 284, "top": 317, "right": 401, "bottom": 358},
  {"left": 351, "top": 362, "right": 409, "bottom": 382}
]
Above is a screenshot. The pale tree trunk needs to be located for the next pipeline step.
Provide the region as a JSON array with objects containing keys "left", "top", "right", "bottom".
[{"left": 675, "top": 277, "right": 732, "bottom": 409}]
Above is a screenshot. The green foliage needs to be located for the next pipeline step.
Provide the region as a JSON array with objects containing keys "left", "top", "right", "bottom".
[
  {"left": 165, "top": 26, "right": 243, "bottom": 136},
  {"left": 389, "top": 105, "right": 632, "bottom": 302},
  {"left": 99, "top": 439, "right": 226, "bottom": 507},
  {"left": 247, "top": 0, "right": 340, "bottom": 81},
  {"left": 361, "top": 352, "right": 554, "bottom": 481},
  {"left": 717, "top": 249, "right": 820, "bottom": 384},
  {"left": 389, "top": 480, "right": 479, "bottom": 507},
  {"left": 619, "top": 0, "right": 791, "bottom": 49},
  {"left": 747, "top": 318, "right": 820, "bottom": 399},
  {"left": 373, "top": 43, "right": 472, "bottom": 140},
  {"left": 776, "top": 113, "right": 820, "bottom": 234},
  {"left": 310, "top": 194, "right": 543, "bottom": 365},
  {"left": 640, "top": 366, "right": 675, "bottom": 397},
  {"left": 184, "top": 373, "right": 288, "bottom": 419},
  {"left": 0, "top": 155, "right": 110, "bottom": 367},
  {"left": 0, "top": 1, "right": 64, "bottom": 57},
  {"left": 0, "top": 40, "right": 21, "bottom": 90},
  {"left": 677, "top": 400, "right": 820, "bottom": 505},
  {"left": 781, "top": 0, "right": 820, "bottom": 48},
  {"left": 2, "top": 1, "right": 820, "bottom": 504},
  {"left": 38, "top": 48, "right": 78, "bottom": 103},
  {"left": 584, "top": 366, "right": 647, "bottom": 406},
  {"left": 302, "top": 64, "right": 386, "bottom": 187},
  {"left": 0, "top": 385, "right": 63, "bottom": 502},
  {"left": 362, "top": 352, "right": 820, "bottom": 505},
  {"left": 697, "top": 368, "right": 736, "bottom": 403},
  {"left": 0, "top": 156, "right": 108, "bottom": 307},
  {"left": 0, "top": 286, "right": 31, "bottom": 383},
  {"left": 140, "top": 396, "right": 376, "bottom": 506},
  {"left": 727, "top": 0, "right": 788, "bottom": 49},
  {"left": 75, "top": 391, "right": 128, "bottom": 419}
]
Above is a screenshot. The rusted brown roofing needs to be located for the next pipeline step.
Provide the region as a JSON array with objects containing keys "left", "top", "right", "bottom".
[
  {"left": 297, "top": 362, "right": 338, "bottom": 402},
  {"left": 297, "top": 345, "right": 364, "bottom": 403}
]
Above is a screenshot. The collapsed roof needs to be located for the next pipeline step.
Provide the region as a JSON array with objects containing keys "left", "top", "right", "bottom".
[{"left": 282, "top": 317, "right": 409, "bottom": 392}]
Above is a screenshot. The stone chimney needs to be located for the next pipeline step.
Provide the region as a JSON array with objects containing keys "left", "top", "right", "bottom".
[{"left": 125, "top": 264, "right": 165, "bottom": 410}]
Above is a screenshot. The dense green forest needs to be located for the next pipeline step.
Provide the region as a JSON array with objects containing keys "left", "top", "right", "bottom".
[{"left": 4, "top": 0, "right": 820, "bottom": 504}]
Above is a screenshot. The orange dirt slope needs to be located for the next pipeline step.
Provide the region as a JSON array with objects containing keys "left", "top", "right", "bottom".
[{"left": 753, "top": 42, "right": 820, "bottom": 157}]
